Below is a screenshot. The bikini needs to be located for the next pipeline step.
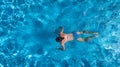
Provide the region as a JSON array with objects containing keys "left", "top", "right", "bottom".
[{"left": 73, "top": 32, "right": 79, "bottom": 39}]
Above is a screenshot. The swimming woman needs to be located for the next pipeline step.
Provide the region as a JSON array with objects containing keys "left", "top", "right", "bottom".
[{"left": 55, "top": 27, "right": 98, "bottom": 50}]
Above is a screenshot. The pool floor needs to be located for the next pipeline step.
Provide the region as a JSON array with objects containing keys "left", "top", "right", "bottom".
[{"left": 0, "top": 0, "right": 120, "bottom": 67}]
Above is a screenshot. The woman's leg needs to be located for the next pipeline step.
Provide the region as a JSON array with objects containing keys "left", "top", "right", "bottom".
[
  {"left": 77, "top": 38, "right": 85, "bottom": 42},
  {"left": 83, "top": 30, "right": 98, "bottom": 35},
  {"left": 84, "top": 35, "right": 97, "bottom": 41},
  {"left": 77, "top": 30, "right": 98, "bottom": 35},
  {"left": 77, "top": 35, "right": 98, "bottom": 42},
  {"left": 76, "top": 31, "right": 83, "bottom": 34}
]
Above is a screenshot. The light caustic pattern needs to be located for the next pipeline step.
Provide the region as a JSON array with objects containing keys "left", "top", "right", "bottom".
[{"left": 0, "top": 0, "right": 120, "bottom": 67}]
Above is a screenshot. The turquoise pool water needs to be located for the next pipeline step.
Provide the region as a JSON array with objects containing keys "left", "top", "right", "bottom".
[{"left": 0, "top": 0, "right": 120, "bottom": 67}]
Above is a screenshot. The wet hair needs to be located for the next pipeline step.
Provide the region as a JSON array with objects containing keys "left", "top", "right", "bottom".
[{"left": 56, "top": 37, "right": 64, "bottom": 42}]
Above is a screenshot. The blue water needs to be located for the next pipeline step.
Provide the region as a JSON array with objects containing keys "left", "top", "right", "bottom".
[{"left": 0, "top": 0, "right": 120, "bottom": 67}]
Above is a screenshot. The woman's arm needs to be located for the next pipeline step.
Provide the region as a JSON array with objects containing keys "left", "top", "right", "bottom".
[
  {"left": 60, "top": 27, "right": 64, "bottom": 33},
  {"left": 61, "top": 43, "right": 65, "bottom": 50},
  {"left": 61, "top": 41, "right": 65, "bottom": 50}
]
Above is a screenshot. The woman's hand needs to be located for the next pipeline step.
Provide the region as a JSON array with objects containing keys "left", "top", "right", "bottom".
[{"left": 56, "top": 47, "right": 65, "bottom": 51}]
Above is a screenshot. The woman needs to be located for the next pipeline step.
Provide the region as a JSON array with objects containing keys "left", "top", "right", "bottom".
[{"left": 55, "top": 27, "right": 98, "bottom": 50}]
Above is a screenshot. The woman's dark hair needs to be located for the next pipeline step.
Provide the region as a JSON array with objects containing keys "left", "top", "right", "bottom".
[{"left": 56, "top": 37, "right": 64, "bottom": 42}]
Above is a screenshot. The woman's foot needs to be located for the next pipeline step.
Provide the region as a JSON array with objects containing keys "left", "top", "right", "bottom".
[
  {"left": 94, "top": 32, "right": 98, "bottom": 35},
  {"left": 94, "top": 33, "right": 99, "bottom": 37}
]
